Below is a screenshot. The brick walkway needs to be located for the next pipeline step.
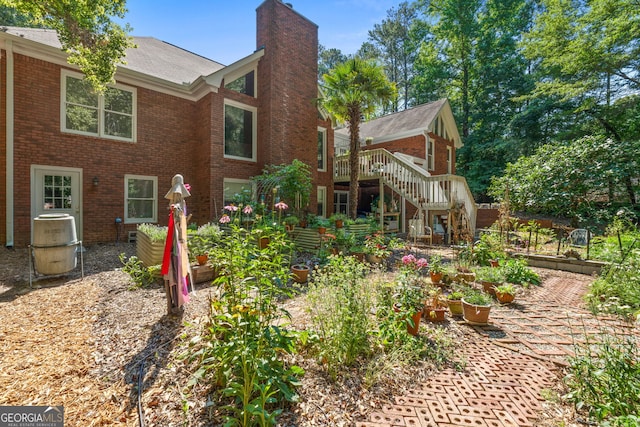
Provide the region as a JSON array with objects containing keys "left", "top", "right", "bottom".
[{"left": 357, "top": 270, "right": 639, "bottom": 427}]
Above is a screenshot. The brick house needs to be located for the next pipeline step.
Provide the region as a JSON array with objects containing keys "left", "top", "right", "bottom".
[
  {"left": 0, "top": 0, "right": 335, "bottom": 247},
  {"left": 334, "top": 99, "right": 476, "bottom": 243}
]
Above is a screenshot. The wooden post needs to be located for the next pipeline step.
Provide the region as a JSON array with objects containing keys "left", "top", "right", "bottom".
[{"left": 379, "top": 177, "right": 384, "bottom": 233}]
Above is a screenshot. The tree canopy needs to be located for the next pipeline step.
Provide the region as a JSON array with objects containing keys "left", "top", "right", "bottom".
[
  {"left": 319, "top": 0, "right": 640, "bottom": 219},
  {"left": 1, "top": 0, "right": 134, "bottom": 91}
]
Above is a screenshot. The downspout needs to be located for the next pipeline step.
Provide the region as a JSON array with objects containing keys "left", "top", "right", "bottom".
[{"left": 5, "top": 40, "right": 14, "bottom": 247}]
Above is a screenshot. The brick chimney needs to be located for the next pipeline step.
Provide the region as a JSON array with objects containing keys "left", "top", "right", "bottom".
[{"left": 256, "top": 0, "right": 319, "bottom": 167}]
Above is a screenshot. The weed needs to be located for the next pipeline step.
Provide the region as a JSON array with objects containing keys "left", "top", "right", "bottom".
[
  {"left": 563, "top": 328, "right": 640, "bottom": 424},
  {"left": 118, "top": 254, "right": 158, "bottom": 289}
]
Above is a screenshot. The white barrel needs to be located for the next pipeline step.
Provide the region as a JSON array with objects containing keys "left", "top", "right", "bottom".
[{"left": 32, "top": 214, "right": 78, "bottom": 275}]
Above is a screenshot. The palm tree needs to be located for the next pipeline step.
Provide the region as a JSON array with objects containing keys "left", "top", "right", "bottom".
[{"left": 321, "top": 58, "right": 397, "bottom": 219}]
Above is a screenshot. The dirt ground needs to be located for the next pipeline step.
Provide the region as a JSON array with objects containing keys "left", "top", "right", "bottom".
[{"left": 0, "top": 242, "right": 595, "bottom": 426}]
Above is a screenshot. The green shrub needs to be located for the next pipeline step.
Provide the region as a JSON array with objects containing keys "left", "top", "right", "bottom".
[
  {"left": 118, "top": 254, "right": 158, "bottom": 289},
  {"left": 137, "top": 223, "right": 167, "bottom": 242},
  {"left": 182, "top": 225, "right": 302, "bottom": 426},
  {"left": 563, "top": 330, "right": 640, "bottom": 424},
  {"left": 587, "top": 256, "right": 640, "bottom": 319},
  {"left": 306, "top": 255, "right": 373, "bottom": 378},
  {"left": 501, "top": 258, "right": 540, "bottom": 285}
]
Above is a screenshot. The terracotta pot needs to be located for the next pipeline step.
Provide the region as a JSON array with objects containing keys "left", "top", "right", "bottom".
[
  {"left": 317, "top": 226, "right": 327, "bottom": 234},
  {"left": 462, "top": 298, "right": 491, "bottom": 324},
  {"left": 366, "top": 254, "right": 383, "bottom": 264},
  {"left": 455, "top": 272, "right": 476, "bottom": 283},
  {"left": 447, "top": 299, "right": 464, "bottom": 317},
  {"left": 285, "top": 224, "right": 295, "bottom": 232},
  {"left": 423, "top": 306, "right": 447, "bottom": 322},
  {"left": 393, "top": 304, "right": 422, "bottom": 335},
  {"left": 335, "top": 219, "right": 344, "bottom": 228},
  {"left": 481, "top": 281, "right": 498, "bottom": 296},
  {"left": 351, "top": 252, "right": 365, "bottom": 262},
  {"left": 495, "top": 291, "right": 515, "bottom": 304},
  {"left": 489, "top": 259, "right": 500, "bottom": 268},
  {"left": 195, "top": 254, "right": 208, "bottom": 266},
  {"left": 406, "top": 310, "right": 423, "bottom": 335},
  {"left": 291, "top": 265, "right": 310, "bottom": 283},
  {"left": 430, "top": 271, "right": 443, "bottom": 284},
  {"left": 258, "top": 236, "right": 270, "bottom": 249}
]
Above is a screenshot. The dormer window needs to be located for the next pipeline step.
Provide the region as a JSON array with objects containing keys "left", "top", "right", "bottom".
[{"left": 226, "top": 71, "right": 255, "bottom": 97}]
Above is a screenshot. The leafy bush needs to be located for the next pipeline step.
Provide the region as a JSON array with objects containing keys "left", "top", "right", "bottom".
[
  {"left": 118, "top": 254, "right": 158, "bottom": 289},
  {"left": 501, "top": 258, "right": 540, "bottom": 285},
  {"left": 563, "top": 330, "right": 640, "bottom": 424},
  {"left": 306, "top": 255, "right": 373, "bottom": 378},
  {"left": 137, "top": 223, "right": 167, "bottom": 242},
  {"left": 182, "top": 226, "right": 302, "bottom": 426},
  {"left": 470, "top": 232, "right": 504, "bottom": 266},
  {"left": 587, "top": 256, "right": 640, "bottom": 319}
]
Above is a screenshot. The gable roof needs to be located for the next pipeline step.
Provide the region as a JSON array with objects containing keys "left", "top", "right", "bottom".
[
  {"left": 1, "top": 27, "right": 225, "bottom": 86},
  {"left": 335, "top": 99, "right": 463, "bottom": 148}
]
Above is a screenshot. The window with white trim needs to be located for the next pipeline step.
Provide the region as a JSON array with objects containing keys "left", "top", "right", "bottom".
[
  {"left": 317, "top": 186, "right": 327, "bottom": 217},
  {"left": 334, "top": 190, "right": 348, "bottom": 215},
  {"left": 447, "top": 146, "right": 453, "bottom": 174},
  {"left": 223, "top": 178, "right": 254, "bottom": 206},
  {"left": 62, "top": 71, "right": 136, "bottom": 141},
  {"left": 224, "top": 100, "right": 257, "bottom": 161},
  {"left": 125, "top": 175, "right": 157, "bottom": 223},
  {"left": 318, "top": 127, "right": 327, "bottom": 171},
  {"left": 427, "top": 139, "right": 435, "bottom": 171}
]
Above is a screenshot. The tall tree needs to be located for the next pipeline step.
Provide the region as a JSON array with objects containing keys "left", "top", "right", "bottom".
[
  {"left": 521, "top": 0, "right": 640, "bottom": 137},
  {"left": 320, "top": 58, "right": 397, "bottom": 219},
  {"left": 459, "top": 0, "right": 537, "bottom": 199},
  {"left": 1, "top": 0, "right": 134, "bottom": 91},
  {"left": 367, "top": 1, "right": 418, "bottom": 111},
  {"left": 318, "top": 44, "right": 348, "bottom": 81},
  {"left": 0, "top": 4, "right": 34, "bottom": 26},
  {"left": 417, "top": 0, "right": 481, "bottom": 138}
]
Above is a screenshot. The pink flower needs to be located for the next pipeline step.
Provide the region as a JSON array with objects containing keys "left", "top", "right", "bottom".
[
  {"left": 224, "top": 205, "right": 238, "bottom": 212},
  {"left": 274, "top": 201, "right": 288, "bottom": 210},
  {"left": 402, "top": 254, "right": 416, "bottom": 265},
  {"left": 184, "top": 183, "right": 191, "bottom": 191},
  {"left": 219, "top": 214, "right": 231, "bottom": 224},
  {"left": 416, "top": 258, "right": 428, "bottom": 269},
  {"left": 243, "top": 205, "right": 253, "bottom": 215}
]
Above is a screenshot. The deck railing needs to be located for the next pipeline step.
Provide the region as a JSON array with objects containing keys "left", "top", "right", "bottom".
[{"left": 334, "top": 148, "right": 477, "bottom": 234}]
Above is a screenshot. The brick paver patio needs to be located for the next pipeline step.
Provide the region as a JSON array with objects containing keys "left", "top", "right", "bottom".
[{"left": 357, "top": 270, "right": 639, "bottom": 427}]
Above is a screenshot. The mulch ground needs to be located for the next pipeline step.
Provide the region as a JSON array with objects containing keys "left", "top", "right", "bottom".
[{"left": 0, "top": 242, "right": 626, "bottom": 426}]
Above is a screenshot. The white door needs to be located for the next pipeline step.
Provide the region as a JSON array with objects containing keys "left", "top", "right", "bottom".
[{"left": 31, "top": 166, "right": 82, "bottom": 241}]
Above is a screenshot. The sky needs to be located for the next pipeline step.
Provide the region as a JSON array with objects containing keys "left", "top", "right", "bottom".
[{"left": 118, "top": 0, "right": 402, "bottom": 65}]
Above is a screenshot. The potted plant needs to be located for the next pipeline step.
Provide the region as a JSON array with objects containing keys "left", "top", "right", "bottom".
[
  {"left": 461, "top": 289, "right": 492, "bottom": 324},
  {"left": 475, "top": 266, "right": 505, "bottom": 296},
  {"left": 329, "top": 213, "right": 347, "bottom": 229},
  {"left": 423, "top": 288, "right": 448, "bottom": 322},
  {"left": 494, "top": 283, "right": 516, "bottom": 304},
  {"left": 291, "top": 263, "right": 310, "bottom": 283},
  {"left": 364, "top": 233, "right": 391, "bottom": 263},
  {"left": 446, "top": 290, "right": 466, "bottom": 317},
  {"left": 429, "top": 254, "right": 445, "bottom": 284},
  {"left": 283, "top": 215, "right": 299, "bottom": 232},
  {"left": 393, "top": 284, "right": 424, "bottom": 335},
  {"left": 316, "top": 217, "right": 330, "bottom": 234}
]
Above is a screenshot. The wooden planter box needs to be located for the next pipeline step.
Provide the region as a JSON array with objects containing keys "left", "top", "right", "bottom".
[
  {"left": 292, "top": 228, "right": 322, "bottom": 252},
  {"left": 136, "top": 230, "right": 166, "bottom": 267},
  {"left": 346, "top": 223, "right": 370, "bottom": 238}
]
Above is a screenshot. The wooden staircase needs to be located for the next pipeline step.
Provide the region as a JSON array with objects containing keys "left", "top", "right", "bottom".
[{"left": 334, "top": 148, "right": 477, "bottom": 241}]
